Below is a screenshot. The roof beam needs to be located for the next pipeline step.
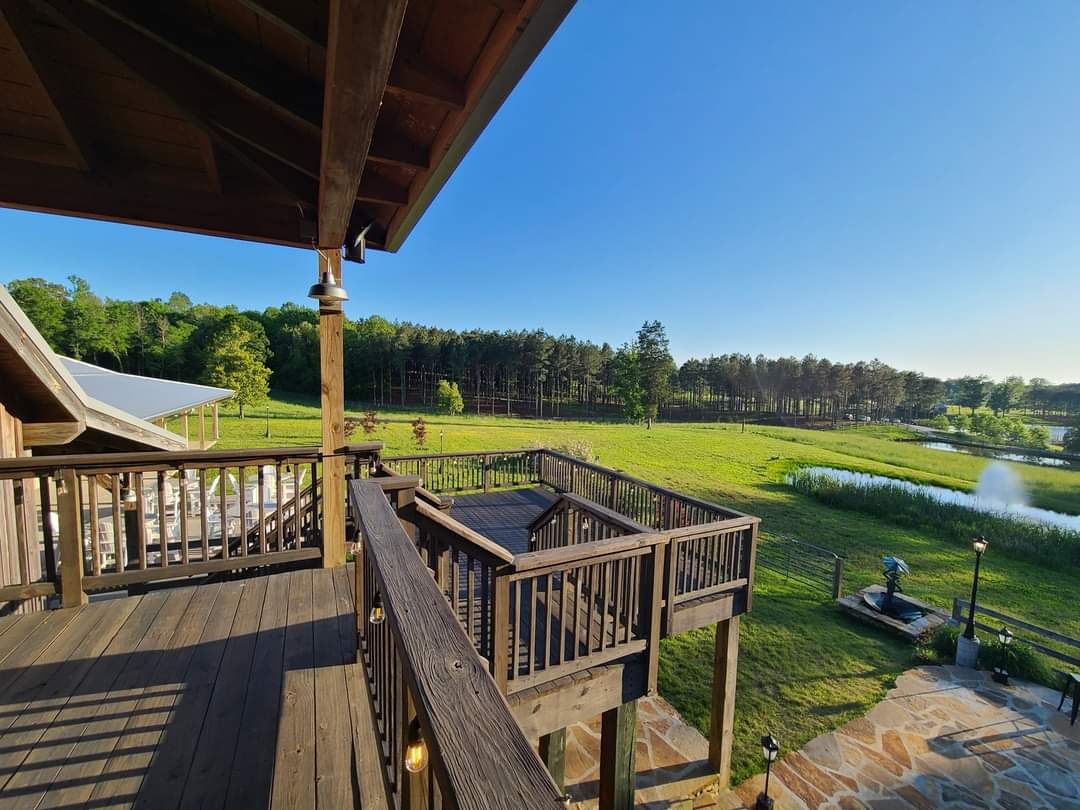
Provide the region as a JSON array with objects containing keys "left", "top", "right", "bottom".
[
  {"left": 0, "top": 0, "right": 93, "bottom": 170},
  {"left": 386, "top": 61, "right": 467, "bottom": 109},
  {"left": 318, "top": 0, "right": 407, "bottom": 247},
  {"left": 76, "top": 0, "right": 323, "bottom": 132},
  {"left": 232, "top": 0, "right": 326, "bottom": 55},
  {"left": 0, "top": 156, "right": 314, "bottom": 248},
  {"left": 38, "top": 0, "right": 322, "bottom": 177}
]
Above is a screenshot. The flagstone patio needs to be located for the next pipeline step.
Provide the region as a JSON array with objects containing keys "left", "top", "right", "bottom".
[
  {"left": 558, "top": 665, "right": 1079, "bottom": 809},
  {"left": 725, "top": 665, "right": 1080, "bottom": 809}
]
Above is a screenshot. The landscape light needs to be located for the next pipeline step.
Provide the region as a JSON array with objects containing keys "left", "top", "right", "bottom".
[
  {"left": 368, "top": 591, "right": 385, "bottom": 626},
  {"left": 756, "top": 734, "right": 779, "bottom": 810},
  {"left": 993, "top": 625, "right": 1013, "bottom": 685},
  {"left": 963, "top": 537, "right": 988, "bottom": 640},
  {"left": 404, "top": 718, "right": 428, "bottom": 773}
]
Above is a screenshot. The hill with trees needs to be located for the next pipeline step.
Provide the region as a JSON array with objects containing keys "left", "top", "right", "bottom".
[{"left": 7, "top": 276, "right": 1079, "bottom": 424}]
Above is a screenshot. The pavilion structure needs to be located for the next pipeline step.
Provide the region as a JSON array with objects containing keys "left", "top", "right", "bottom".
[{"left": 0, "top": 2, "right": 764, "bottom": 807}]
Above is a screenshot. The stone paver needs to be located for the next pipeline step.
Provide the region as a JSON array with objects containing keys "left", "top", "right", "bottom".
[
  {"left": 555, "top": 695, "right": 725, "bottom": 809},
  {"left": 727, "top": 665, "right": 1079, "bottom": 809}
]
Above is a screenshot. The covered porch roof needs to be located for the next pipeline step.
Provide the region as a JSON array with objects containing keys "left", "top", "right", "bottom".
[{"left": 0, "top": 0, "right": 574, "bottom": 256}]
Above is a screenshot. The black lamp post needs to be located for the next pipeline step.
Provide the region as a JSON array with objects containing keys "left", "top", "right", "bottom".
[
  {"left": 964, "top": 536, "right": 988, "bottom": 640},
  {"left": 993, "top": 625, "right": 1013, "bottom": 685},
  {"left": 756, "top": 734, "right": 779, "bottom": 810}
]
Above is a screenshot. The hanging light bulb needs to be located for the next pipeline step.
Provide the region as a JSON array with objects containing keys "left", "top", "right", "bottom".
[
  {"left": 368, "top": 591, "right": 385, "bottom": 625},
  {"left": 307, "top": 258, "right": 348, "bottom": 304},
  {"left": 121, "top": 479, "right": 139, "bottom": 511},
  {"left": 404, "top": 718, "right": 428, "bottom": 773},
  {"left": 581, "top": 516, "right": 590, "bottom": 532}
]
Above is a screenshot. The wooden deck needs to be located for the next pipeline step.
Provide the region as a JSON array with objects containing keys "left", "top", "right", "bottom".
[
  {"left": 448, "top": 488, "right": 557, "bottom": 555},
  {"left": 0, "top": 566, "right": 364, "bottom": 809}
]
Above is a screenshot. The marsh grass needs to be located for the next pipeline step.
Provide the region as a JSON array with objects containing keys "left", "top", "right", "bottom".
[{"left": 789, "top": 468, "right": 1080, "bottom": 567}]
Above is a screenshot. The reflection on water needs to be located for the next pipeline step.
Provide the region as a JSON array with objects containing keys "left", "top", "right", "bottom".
[
  {"left": 920, "top": 441, "right": 1072, "bottom": 468},
  {"left": 798, "top": 466, "right": 1080, "bottom": 533}
]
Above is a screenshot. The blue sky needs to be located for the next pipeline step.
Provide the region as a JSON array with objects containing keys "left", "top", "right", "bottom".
[{"left": 2, "top": 2, "right": 1078, "bottom": 382}]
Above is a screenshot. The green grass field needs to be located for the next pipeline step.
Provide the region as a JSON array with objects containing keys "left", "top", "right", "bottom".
[{"left": 195, "top": 395, "right": 1080, "bottom": 783}]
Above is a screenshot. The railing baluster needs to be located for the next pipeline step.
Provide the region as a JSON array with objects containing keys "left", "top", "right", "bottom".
[
  {"left": 237, "top": 465, "right": 247, "bottom": 556},
  {"left": 199, "top": 468, "right": 209, "bottom": 561},
  {"left": 258, "top": 466, "right": 267, "bottom": 554},
  {"left": 40, "top": 477, "right": 57, "bottom": 582},
  {"left": 275, "top": 462, "right": 284, "bottom": 552},
  {"left": 135, "top": 472, "right": 147, "bottom": 570},
  {"left": 219, "top": 467, "right": 229, "bottom": 560},
  {"left": 87, "top": 475, "right": 101, "bottom": 576},
  {"left": 178, "top": 469, "right": 189, "bottom": 565},
  {"left": 157, "top": 471, "right": 168, "bottom": 569}
]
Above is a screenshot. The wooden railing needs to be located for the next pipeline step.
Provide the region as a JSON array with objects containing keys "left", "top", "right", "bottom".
[
  {"left": 350, "top": 479, "right": 566, "bottom": 809},
  {"left": 0, "top": 444, "right": 382, "bottom": 606},
  {"left": 378, "top": 447, "right": 760, "bottom": 653},
  {"left": 499, "top": 533, "right": 666, "bottom": 694},
  {"left": 382, "top": 449, "right": 539, "bottom": 493},
  {"left": 952, "top": 598, "right": 1080, "bottom": 672}
]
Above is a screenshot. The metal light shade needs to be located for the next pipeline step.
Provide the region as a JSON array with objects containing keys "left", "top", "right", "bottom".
[
  {"left": 972, "top": 535, "right": 988, "bottom": 554},
  {"left": 307, "top": 268, "right": 348, "bottom": 303},
  {"left": 998, "top": 626, "right": 1013, "bottom": 646}
]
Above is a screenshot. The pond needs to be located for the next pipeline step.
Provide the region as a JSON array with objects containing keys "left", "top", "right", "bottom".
[
  {"left": 797, "top": 466, "right": 1080, "bottom": 533},
  {"left": 920, "top": 441, "right": 1073, "bottom": 468}
]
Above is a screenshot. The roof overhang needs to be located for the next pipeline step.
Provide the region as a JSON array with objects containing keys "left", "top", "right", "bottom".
[{"left": 0, "top": 0, "right": 576, "bottom": 259}]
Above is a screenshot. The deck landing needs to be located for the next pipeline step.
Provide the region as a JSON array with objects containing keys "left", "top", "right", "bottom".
[
  {"left": 0, "top": 566, "right": 362, "bottom": 809},
  {"left": 448, "top": 487, "right": 557, "bottom": 555}
]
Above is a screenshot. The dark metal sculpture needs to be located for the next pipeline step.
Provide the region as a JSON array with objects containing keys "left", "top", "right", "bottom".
[{"left": 882, "top": 555, "right": 909, "bottom": 614}]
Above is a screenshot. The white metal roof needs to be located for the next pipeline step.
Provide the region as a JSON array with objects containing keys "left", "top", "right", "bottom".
[{"left": 60, "top": 357, "right": 234, "bottom": 421}]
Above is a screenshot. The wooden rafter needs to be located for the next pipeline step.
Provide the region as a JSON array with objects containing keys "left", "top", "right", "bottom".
[
  {"left": 0, "top": 0, "right": 92, "bottom": 170},
  {"left": 386, "top": 60, "right": 467, "bottom": 109},
  {"left": 0, "top": 157, "right": 308, "bottom": 247},
  {"left": 318, "top": 0, "right": 408, "bottom": 248},
  {"left": 232, "top": 0, "right": 326, "bottom": 54},
  {"left": 38, "top": 0, "right": 319, "bottom": 175},
  {"left": 194, "top": 128, "right": 221, "bottom": 193}
]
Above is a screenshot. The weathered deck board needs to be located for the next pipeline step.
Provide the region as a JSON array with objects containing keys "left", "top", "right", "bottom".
[
  {"left": 449, "top": 488, "right": 557, "bottom": 555},
  {"left": 0, "top": 567, "right": 364, "bottom": 809}
]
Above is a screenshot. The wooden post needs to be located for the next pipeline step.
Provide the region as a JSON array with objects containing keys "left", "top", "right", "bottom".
[
  {"left": 181, "top": 411, "right": 189, "bottom": 443},
  {"left": 212, "top": 402, "right": 220, "bottom": 440},
  {"left": 493, "top": 573, "right": 510, "bottom": 693},
  {"left": 57, "top": 469, "right": 87, "bottom": 607},
  {"left": 319, "top": 249, "right": 346, "bottom": 568},
  {"left": 198, "top": 405, "right": 206, "bottom": 449},
  {"left": 708, "top": 615, "right": 740, "bottom": 787},
  {"left": 831, "top": 556, "right": 844, "bottom": 600},
  {"left": 640, "top": 544, "right": 665, "bottom": 693},
  {"left": 539, "top": 728, "right": 566, "bottom": 791},
  {"left": 599, "top": 700, "right": 636, "bottom": 810},
  {"left": 482, "top": 454, "right": 491, "bottom": 493}
]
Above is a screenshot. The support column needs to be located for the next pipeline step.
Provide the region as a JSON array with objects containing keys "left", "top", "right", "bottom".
[
  {"left": 599, "top": 700, "right": 636, "bottom": 810},
  {"left": 539, "top": 728, "right": 566, "bottom": 792},
  {"left": 212, "top": 402, "right": 220, "bottom": 440},
  {"left": 319, "top": 249, "right": 346, "bottom": 568},
  {"left": 709, "top": 615, "right": 740, "bottom": 787},
  {"left": 198, "top": 405, "right": 206, "bottom": 449}
]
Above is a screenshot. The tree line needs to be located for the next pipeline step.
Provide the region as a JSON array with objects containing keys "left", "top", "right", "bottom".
[{"left": 7, "top": 276, "right": 1079, "bottom": 423}]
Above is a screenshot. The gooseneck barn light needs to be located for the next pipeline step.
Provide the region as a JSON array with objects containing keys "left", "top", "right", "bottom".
[{"left": 307, "top": 264, "right": 348, "bottom": 304}]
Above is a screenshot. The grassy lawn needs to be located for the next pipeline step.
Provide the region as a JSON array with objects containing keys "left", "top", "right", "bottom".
[{"left": 195, "top": 394, "right": 1080, "bottom": 782}]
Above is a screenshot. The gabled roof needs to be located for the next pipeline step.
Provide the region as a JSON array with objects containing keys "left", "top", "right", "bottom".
[
  {"left": 0, "top": 283, "right": 185, "bottom": 453},
  {"left": 60, "top": 357, "right": 233, "bottom": 421}
]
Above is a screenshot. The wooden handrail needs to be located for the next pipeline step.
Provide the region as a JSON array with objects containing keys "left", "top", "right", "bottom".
[
  {"left": 509, "top": 531, "right": 667, "bottom": 575},
  {"left": 384, "top": 449, "right": 536, "bottom": 462},
  {"left": 539, "top": 448, "right": 751, "bottom": 521},
  {"left": 350, "top": 480, "right": 565, "bottom": 808},
  {"left": 415, "top": 500, "right": 515, "bottom": 564},
  {"left": 527, "top": 492, "right": 653, "bottom": 538}
]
